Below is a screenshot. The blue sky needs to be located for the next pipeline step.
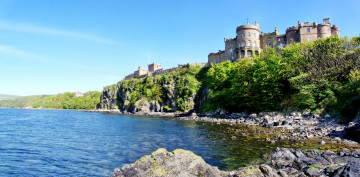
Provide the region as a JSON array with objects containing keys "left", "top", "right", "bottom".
[{"left": 0, "top": 0, "right": 359, "bottom": 96}]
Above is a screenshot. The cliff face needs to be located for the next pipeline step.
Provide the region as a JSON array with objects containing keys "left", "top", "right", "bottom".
[{"left": 100, "top": 65, "right": 207, "bottom": 114}]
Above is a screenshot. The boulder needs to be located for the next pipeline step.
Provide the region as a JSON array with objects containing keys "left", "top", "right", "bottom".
[{"left": 111, "top": 148, "right": 225, "bottom": 177}]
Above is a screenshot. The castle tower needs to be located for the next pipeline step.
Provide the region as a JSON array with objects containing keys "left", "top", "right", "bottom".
[
  {"left": 236, "top": 21, "right": 261, "bottom": 58},
  {"left": 148, "top": 62, "right": 162, "bottom": 73}
]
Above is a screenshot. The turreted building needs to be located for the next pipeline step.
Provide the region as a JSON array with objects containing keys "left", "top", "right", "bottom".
[{"left": 208, "top": 18, "right": 340, "bottom": 64}]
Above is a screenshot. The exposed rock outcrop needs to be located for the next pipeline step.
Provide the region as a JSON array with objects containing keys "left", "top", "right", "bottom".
[
  {"left": 111, "top": 148, "right": 226, "bottom": 177},
  {"left": 100, "top": 77, "right": 203, "bottom": 114},
  {"left": 112, "top": 148, "right": 360, "bottom": 177}
]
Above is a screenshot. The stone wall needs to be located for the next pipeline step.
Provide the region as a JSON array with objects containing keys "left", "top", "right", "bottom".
[
  {"left": 125, "top": 63, "right": 208, "bottom": 80},
  {"left": 148, "top": 63, "right": 162, "bottom": 73},
  {"left": 208, "top": 50, "right": 226, "bottom": 65},
  {"left": 224, "top": 38, "right": 238, "bottom": 62}
]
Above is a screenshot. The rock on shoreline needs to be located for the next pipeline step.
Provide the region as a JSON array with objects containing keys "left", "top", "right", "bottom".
[
  {"left": 87, "top": 109, "right": 360, "bottom": 143},
  {"left": 112, "top": 148, "right": 360, "bottom": 177}
]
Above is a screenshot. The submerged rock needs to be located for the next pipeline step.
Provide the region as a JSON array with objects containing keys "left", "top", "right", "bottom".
[{"left": 112, "top": 148, "right": 360, "bottom": 177}]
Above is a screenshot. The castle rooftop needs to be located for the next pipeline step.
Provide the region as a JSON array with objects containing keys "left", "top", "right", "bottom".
[{"left": 236, "top": 24, "right": 260, "bottom": 32}]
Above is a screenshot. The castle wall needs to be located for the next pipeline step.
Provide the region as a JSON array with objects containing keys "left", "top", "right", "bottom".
[
  {"left": 208, "top": 51, "right": 226, "bottom": 65},
  {"left": 331, "top": 25, "right": 340, "bottom": 36},
  {"left": 148, "top": 63, "right": 162, "bottom": 73},
  {"left": 134, "top": 65, "right": 148, "bottom": 77},
  {"left": 285, "top": 27, "right": 298, "bottom": 44},
  {"left": 299, "top": 23, "right": 319, "bottom": 42},
  {"left": 260, "top": 31, "right": 277, "bottom": 49},
  {"left": 224, "top": 38, "right": 238, "bottom": 61}
]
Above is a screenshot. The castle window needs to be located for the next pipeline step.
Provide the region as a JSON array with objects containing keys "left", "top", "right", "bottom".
[
  {"left": 248, "top": 41, "right": 251, "bottom": 46},
  {"left": 243, "top": 42, "right": 246, "bottom": 47},
  {"left": 243, "top": 33, "right": 245, "bottom": 37},
  {"left": 248, "top": 51, "right": 252, "bottom": 57},
  {"left": 307, "top": 28, "right": 310, "bottom": 33},
  {"left": 242, "top": 51, "right": 245, "bottom": 58},
  {"left": 248, "top": 32, "right": 251, "bottom": 37},
  {"left": 229, "top": 48, "right": 233, "bottom": 55},
  {"left": 253, "top": 41, "right": 256, "bottom": 47},
  {"left": 230, "top": 56, "right": 234, "bottom": 61},
  {"left": 253, "top": 33, "right": 256, "bottom": 37},
  {"left": 216, "top": 60, "right": 218, "bottom": 64},
  {"left": 307, "top": 37, "right": 311, "bottom": 41}
]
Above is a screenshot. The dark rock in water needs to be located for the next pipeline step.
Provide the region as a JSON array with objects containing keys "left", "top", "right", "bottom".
[
  {"left": 340, "top": 96, "right": 360, "bottom": 122},
  {"left": 111, "top": 148, "right": 360, "bottom": 177},
  {"left": 343, "top": 123, "right": 360, "bottom": 143},
  {"left": 273, "top": 121, "right": 279, "bottom": 126}
]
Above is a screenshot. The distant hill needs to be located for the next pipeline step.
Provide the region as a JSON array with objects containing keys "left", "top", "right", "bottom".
[
  {"left": 0, "top": 91, "right": 100, "bottom": 109},
  {"left": 0, "top": 94, "right": 21, "bottom": 101}
]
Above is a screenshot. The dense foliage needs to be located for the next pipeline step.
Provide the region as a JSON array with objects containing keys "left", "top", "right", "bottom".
[
  {"left": 204, "top": 36, "right": 360, "bottom": 117},
  {"left": 0, "top": 91, "right": 101, "bottom": 110},
  {"left": 107, "top": 64, "right": 204, "bottom": 112}
]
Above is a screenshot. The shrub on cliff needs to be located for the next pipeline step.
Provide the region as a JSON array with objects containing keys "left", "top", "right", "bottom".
[
  {"left": 203, "top": 47, "right": 288, "bottom": 112},
  {"left": 112, "top": 64, "right": 203, "bottom": 112}
]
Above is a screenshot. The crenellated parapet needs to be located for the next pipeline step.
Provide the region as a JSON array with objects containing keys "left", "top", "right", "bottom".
[{"left": 286, "top": 26, "right": 299, "bottom": 33}]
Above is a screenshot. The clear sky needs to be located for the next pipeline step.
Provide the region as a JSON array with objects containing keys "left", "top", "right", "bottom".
[{"left": 0, "top": 0, "right": 359, "bottom": 96}]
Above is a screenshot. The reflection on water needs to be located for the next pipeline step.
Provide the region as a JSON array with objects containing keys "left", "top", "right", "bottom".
[{"left": 0, "top": 108, "right": 356, "bottom": 176}]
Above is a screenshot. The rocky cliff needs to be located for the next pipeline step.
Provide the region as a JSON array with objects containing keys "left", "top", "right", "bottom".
[
  {"left": 100, "top": 65, "right": 207, "bottom": 114},
  {"left": 111, "top": 148, "right": 360, "bottom": 177}
]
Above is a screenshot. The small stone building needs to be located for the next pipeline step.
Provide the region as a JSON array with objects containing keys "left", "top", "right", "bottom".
[
  {"left": 148, "top": 62, "right": 162, "bottom": 73},
  {"left": 134, "top": 65, "right": 148, "bottom": 77}
]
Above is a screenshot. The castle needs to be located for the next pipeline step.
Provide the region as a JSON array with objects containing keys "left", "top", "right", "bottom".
[
  {"left": 124, "top": 62, "right": 208, "bottom": 80},
  {"left": 124, "top": 62, "right": 163, "bottom": 80},
  {"left": 208, "top": 18, "right": 340, "bottom": 64}
]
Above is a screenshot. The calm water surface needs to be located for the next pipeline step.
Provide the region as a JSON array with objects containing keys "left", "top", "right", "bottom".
[
  {"left": 1, "top": 108, "right": 321, "bottom": 176},
  {"left": 0, "top": 108, "right": 234, "bottom": 176}
]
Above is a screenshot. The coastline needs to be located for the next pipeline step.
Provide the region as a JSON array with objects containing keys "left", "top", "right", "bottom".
[
  {"left": 85, "top": 109, "right": 360, "bottom": 145},
  {"left": 91, "top": 110, "right": 360, "bottom": 176}
]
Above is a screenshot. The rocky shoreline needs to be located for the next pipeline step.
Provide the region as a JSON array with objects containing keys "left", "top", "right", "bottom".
[
  {"left": 111, "top": 147, "right": 360, "bottom": 177},
  {"left": 86, "top": 109, "right": 360, "bottom": 144},
  {"left": 87, "top": 109, "right": 360, "bottom": 176}
]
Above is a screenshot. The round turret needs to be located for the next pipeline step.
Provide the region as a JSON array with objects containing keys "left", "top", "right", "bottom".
[
  {"left": 318, "top": 23, "right": 331, "bottom": 38},
  {"left": 285, "top": 26, "right": 299, "bottom": 44},
  {"left": 236, "top": 23, "right": 261, "bottom": 58}
]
